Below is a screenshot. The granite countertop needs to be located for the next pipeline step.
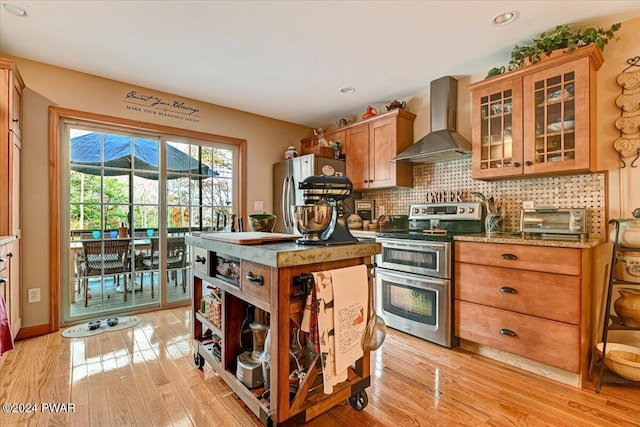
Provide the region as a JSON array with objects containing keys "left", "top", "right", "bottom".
[
  {"left": 0, "top": 235, "right": 18, "bottom": 246},
  {"left": 454, "top": 233, "right": 603, "bottom": 249},
  {"left": 186, "top": 233, "right": 381, "bottom": 268}
]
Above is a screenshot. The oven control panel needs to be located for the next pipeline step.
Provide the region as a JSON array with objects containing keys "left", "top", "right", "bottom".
[{"left": 409, "top": 203, "right": 483, "bottom": 221}]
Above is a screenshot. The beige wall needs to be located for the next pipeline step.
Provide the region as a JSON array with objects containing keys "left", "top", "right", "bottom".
[
  {"left": 595, "top": 16, "right": 640, "bottom": 219},
  {"left": 7, "top": 56, "right": 310, "bottom": 328}
]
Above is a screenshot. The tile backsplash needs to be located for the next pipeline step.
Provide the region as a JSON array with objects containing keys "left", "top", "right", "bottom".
[{"left": 362, "top": 158, "right": 607, "bottom": 236}]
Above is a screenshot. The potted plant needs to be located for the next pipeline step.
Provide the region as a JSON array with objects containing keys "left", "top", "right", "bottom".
[{"left": 486, "top": 23, "right": 621, "bottom": 78}]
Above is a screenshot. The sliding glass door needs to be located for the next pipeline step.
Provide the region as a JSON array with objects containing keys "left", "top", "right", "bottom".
[{"left": 63, "top": 125, "right": 235, "bottom": 323}]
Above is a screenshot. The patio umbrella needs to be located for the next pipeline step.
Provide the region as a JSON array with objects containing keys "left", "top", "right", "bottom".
[
  {"left": 70, "top": 132, "right": 218, "bottom": 179},
  {"left": 70, "top": 132, "right": 218, "bottom": 231}
]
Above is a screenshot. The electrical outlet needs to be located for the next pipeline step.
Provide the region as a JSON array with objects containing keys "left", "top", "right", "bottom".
[
  {"left": 254, "top": 200, "right": 264, "bottom": 212},
  {"left": 379, "top": 206, "right": 385, "bottom": 216},
  {"left": 28, "top": 288, "right": 41, "bottom": 303},
  {"left": 523, "top": 200, "right": 535, "bottom": 210}
]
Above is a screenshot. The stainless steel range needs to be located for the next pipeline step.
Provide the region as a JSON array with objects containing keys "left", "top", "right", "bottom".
[{"left": 375, "top": 202, "right": 484, "bottom": 347}]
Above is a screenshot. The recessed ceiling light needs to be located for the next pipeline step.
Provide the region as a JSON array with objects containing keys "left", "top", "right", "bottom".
[
  {"left": 340, "top": 86, "right": 355, "bottom": 94},
  {"left": 491, "top": 10, "right": 518, "bottom": 26},
  {"left": 2, "top": 3, "right": 28, "bottom": 17}
]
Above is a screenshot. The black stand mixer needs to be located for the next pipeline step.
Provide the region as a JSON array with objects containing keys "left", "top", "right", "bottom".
[{"left": 293, "top": 175, "right": 358, "bottom": 245}]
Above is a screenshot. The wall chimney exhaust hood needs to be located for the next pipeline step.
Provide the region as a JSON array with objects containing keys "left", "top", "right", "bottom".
[{"left": 392, "top": 76, "right": 472, "bottom": 163}]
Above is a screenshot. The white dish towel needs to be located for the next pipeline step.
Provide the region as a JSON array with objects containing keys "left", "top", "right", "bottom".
[{"left": 306, "top": 264, "right": 368, "bottom": 394}]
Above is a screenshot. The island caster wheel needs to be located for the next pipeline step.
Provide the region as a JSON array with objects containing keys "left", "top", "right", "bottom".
[
  {"left": 348, "top": 390, "right": 368, "bottom": 411},
  {"left": 194, "top": 353, "right": 205, "bottom": 369}
]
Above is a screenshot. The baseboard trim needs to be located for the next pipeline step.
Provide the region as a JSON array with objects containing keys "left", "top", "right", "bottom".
[
  {"left": 459, "top": 339, "right": 582, "bottom": 388},
  {"left": 16, "top": 324, "right": 52, "bottom": 340}
]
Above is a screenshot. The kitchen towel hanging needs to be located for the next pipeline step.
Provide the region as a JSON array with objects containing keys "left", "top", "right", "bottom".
[
  {"left": 301, "top": 264, "right": 368, "bottom": 394},
  {"left": 0, "top": 294, "right": 14, "bottom": 355}
]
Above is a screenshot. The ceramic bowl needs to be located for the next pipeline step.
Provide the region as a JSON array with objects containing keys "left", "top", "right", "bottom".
[
  {"left": 88, "top": 320, "right": 102, "bottom": 330},
  {"left": 106, "top": 317, "right": 119, "bottom": 327},
  {"left": 248, "top": 214, "right": 276, "bottom": 232},
  {"left": 616, "top": 251, "right": 640, "bottom": 283}
]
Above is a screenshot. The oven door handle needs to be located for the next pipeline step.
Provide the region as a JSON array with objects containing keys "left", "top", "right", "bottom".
[{"left": 378, "top": 239, "right": 448, "bottom": 251}]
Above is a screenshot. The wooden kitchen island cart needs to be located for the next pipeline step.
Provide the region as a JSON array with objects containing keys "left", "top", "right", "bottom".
[{"left": 186, "top": 233, "right": 381, "bottom": 426}]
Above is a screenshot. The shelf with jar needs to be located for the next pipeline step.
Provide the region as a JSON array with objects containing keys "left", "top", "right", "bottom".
[{"left": 594, "top": 214, "right": 640, "bottom": 393}]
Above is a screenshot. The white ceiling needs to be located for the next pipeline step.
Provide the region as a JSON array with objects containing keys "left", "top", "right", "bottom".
[{"left": 1, "top": 1, "right": 638, "bottom": 128}]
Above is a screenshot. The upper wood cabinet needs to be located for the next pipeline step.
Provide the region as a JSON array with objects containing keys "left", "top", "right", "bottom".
[
  {"left": 344, "top": 109, "right": 415, "bottom": 191},
  {"left": 1, "top": 58, "right": 24, "bottom": 237},
  {"left": 469, "top": 45, "right": 603, "bottom": 180}
]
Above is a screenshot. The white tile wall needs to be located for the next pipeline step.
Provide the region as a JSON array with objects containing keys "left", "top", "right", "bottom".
[{"left": 362, "top": 158, "right": 606, "bottom": 236}]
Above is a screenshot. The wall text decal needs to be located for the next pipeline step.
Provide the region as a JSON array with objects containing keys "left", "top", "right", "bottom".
[{"left": 123, "top": 90, "right": 201, "bottom": 123}]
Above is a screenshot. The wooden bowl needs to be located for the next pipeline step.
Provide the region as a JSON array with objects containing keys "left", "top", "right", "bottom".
[{"left": 596, "top": 342, "right": 640, "bottom": 381}]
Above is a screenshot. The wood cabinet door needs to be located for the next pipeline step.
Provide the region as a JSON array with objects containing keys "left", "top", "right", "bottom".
[
  {"left": 523, "top": 56, "right": 592, "bottom": 175},
  {"left": 11, "top": 72, "right": 22, "bottom": 139},
  {"left": 345, "top": 124, "right": 369, "bottom": 190},
  {"left": 471, "top": 77, "right": 523, "bottom": 179},
  {"left": 368, "top": 117, "right": 397, "bottom": 189},
  {"left": 10, "top": 132, "right": 20, "bottom": 235}
]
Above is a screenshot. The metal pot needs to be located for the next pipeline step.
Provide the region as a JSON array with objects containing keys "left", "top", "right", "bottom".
[{"left": 386, "top": 100, "right": 406, "bottom": 110}]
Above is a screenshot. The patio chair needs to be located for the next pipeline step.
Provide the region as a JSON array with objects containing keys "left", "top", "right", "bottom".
[
  {"left": 142, "top": 237, "right": 187, "bottom": 297},
  {"left": 80, "top": 239, "right": 130, "bottom": 307}
]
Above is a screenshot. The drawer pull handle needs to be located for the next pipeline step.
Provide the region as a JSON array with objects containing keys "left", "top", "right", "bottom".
[
  {"left": 500, "top": 253, "right": 518, "bottom": 260},
  {"left": 500, "top": 286, "right": 518, "bottom": 294},
  {"left": 246, "top": 272, "right": 264, "bottom": 286},
  {"left": 195, "top": 255, "right": 207, "bottom": 264},
  {"left": 0, "top": 277, "right": 7, "bottom": 283},
  {"left": 500, "top": 328, "right": 517, "bottom": 337}
]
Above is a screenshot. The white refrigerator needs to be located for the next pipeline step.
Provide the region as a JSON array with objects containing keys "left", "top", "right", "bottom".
[{"left": 272, "top": 154, "right": 346, "bottom": 234}]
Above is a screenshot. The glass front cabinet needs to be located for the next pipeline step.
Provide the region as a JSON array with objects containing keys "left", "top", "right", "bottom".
[{"left": 470, "top": 44, "right": 604, "bottom": 180}]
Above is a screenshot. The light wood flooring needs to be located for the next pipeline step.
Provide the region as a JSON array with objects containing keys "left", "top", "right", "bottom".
[
  {"left": 1, "top": 307, "right": 638, "bottom": 426},
  {"left": 70, "top": 270, "right": 190, "bottom": 319}
]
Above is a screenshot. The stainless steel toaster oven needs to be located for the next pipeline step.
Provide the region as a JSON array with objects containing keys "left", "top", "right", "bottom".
[{"left": 520, "top": 208, "right": 588, "bottom": 238}]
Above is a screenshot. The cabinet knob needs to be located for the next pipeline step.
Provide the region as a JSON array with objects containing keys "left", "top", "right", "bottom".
[
  {"left": 7, "top": 252, "right": 12, "bottom": 258},
  {"left": 0, "top": 257, "right": 5, "bottom": 263},
  {"left": 12, "top": 118, "right": 19, "bottom": 123},
  {"left": 500, "top": 328, "right": 517, "bottom": 337},
  {"left": 512, "top": 162, "right": 521, "bottom": 167},
  {"left": 500, "top": 286, "right": 518, "bottom": 294},
  {"left": 245, "top": 272, "right": 264, "bottom": 286},
  {"left": 0, "top": 277, "right": 7, "bottom": 283},
  {"left": 525, "top": 161, "right": 533, "bottom": 166},
  {"left": 500, "top": 253, "right": 518, "bottom": 260},
  {"left": 195, "top": 255, "right": 206, "bottom": 264}
]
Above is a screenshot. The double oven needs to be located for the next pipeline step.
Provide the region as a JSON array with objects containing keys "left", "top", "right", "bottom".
[{"left": 375, "top": 203, "right": 483, "bottom": 347}]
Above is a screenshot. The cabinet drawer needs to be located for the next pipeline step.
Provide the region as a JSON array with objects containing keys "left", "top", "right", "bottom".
[
  {"left": 192, "top": 246, "right": 211, "bottom": 277},
  {"left": 455, "top": 242, "right": 581, "bottom": 275},
  {"left": 455, "top": 300, "right": 580, "bottom": 372},
  {"left": 241, "top": 261, "right": 271, "bottom": 304},
  {"left": 455, "top": 263, "right": 580, "bottom": 324}
]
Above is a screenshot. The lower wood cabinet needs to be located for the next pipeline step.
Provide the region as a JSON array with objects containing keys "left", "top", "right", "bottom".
[
  {"left": 455, "top": 241, "right": 594, "bottom": 379},
  {"left": 456, "top": 300, "right": 580, "bottom": 372}
]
